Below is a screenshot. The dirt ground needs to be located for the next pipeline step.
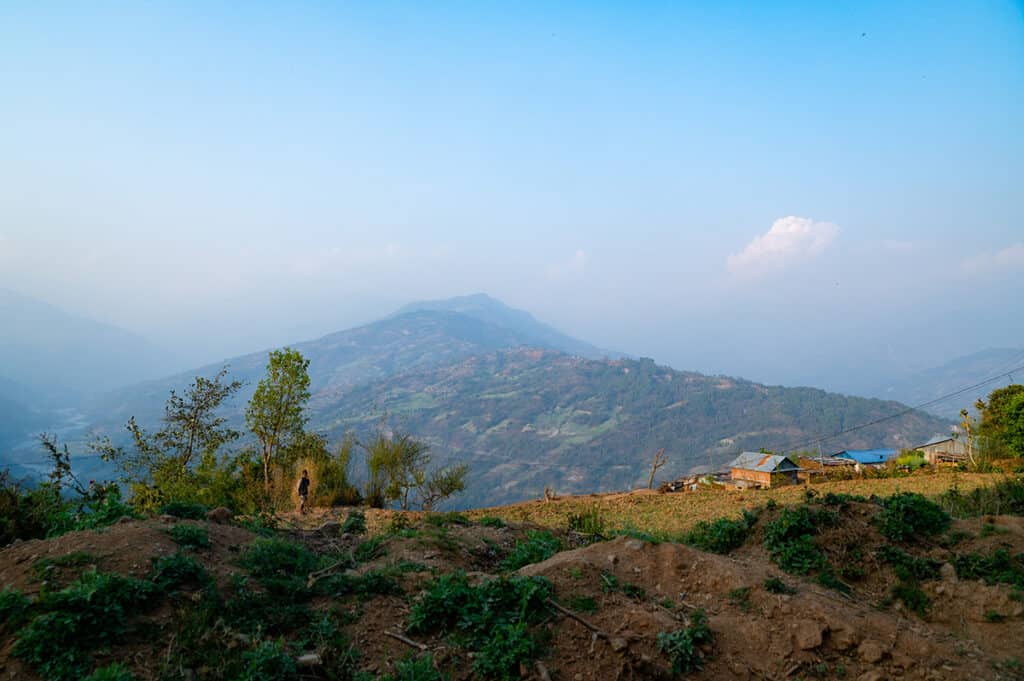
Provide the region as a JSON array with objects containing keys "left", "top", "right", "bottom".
[{"left": 2, "top": 485, "right": 1023, "bottom": 681}]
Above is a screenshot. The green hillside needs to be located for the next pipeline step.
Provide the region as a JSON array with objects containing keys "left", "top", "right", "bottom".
[{"left": 311, "top": 349, "right": 951, "bottom": 507}]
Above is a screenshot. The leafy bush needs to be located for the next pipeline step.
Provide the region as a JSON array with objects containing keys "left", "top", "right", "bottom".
[
  {"left": 239, "top": 538, "right": 318, "bottom": 597},
  {"left": 763, "top": 577, "right": 796, "bottom": 595},
  {"left": 684, "top": 511, "right": 756, "bottom": 554},
  {"left": 954, "top": 548, "right": 1024, "bottom": 588},
  {"left": 408, "top": 573, "right": 551, "bottom": 680},
  {"left": 566, "top": 507, "right": 605, "bottom": 537},
  {"left": 407, "top": 571, "right": 552, "bottom": 661},
  {"left": 13, "top": 569, "right": 158, "bottom": 681},
  {"left": 159, "top": 501, "right": 208, "bottom": 520},
  {"left": 728, "top": 586, "right": 752, "bottom": 612},
  {"left": 876, "top": 493, "right": 950, "bottom": 542},
  {"left": 474, "top": 621, "right": 540, "bottom": 680},
  {"left": 937, "top": 477, "right": 1024, "bottom": 518},
  {"left": 657, "top": 609, "right": 714, "bottom": 675},
  {"left": 501, "top": 530, "right": 561, "bottom": 571},
  {"left": 478, "top": 516, "right": 507, "bottom": 528},
  {"left": 381, "top": 655, "right": 448, "bottom": 681},
  {"left": 83, "top": 663, "right": 135, "bottom": 681},
  {"left": 877, "top": 545, "right": 940, "bottom": 582},
  {"left": 566, "top": 595, "right": 598, "bottom": 613},
  {"left": 0, "top": 588, "right": 31, "bottom": 630},
  {"left": 600, "top": 572, "right": 646, "bottom": 600},
  {"left": 166, "top": 523, "right": 210, "bottom": 549},
  {"left": 341, "top": 509, "right": 367, "bottom": 535},
  {"left": 889, "top": 582, "right": 931, "bottom": 617},
  {"left": 150, "top": 551, "right": 210, "bottom": 591},
  {"left": 425, "top": 512, "right": 471, "bottom": 527},
  {"left": 241, "top": 639, "right": 298, "bottom": 681}
]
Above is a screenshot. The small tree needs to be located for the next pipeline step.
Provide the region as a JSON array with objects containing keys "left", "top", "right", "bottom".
[
  {"left": 245, "top": 348, "right": 311, "bottom": 492},
  {"left": 95, "top": 366, "right": 242, "bottom": 509},
  {"left": 363, "top": 430, "right": 467, "bottom": 510},
  {"left": 420, "top": 463, "right": 469, "bottom": 511}
]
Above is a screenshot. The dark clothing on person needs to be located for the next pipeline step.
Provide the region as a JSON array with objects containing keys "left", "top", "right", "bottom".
[{"left": 298, "top": 477, "right": 310, "bottom": 497}]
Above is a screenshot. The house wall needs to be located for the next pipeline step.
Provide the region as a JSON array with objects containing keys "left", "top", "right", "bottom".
[{"left": 731, "top": 468, "right": 772, "bottom": 488}]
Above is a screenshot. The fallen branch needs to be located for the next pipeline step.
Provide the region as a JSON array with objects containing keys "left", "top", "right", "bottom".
[
  {"left": 306, "top": 556, "right": 353, "bottom": 589},
  {"left": 546, "top": 599, "right": 608, "bottom": 636},
  {"left": 384, "top": 630, "right": 429, "bottom": 652}
]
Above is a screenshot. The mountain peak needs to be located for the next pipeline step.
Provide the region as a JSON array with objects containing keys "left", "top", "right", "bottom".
[{"left": 393, "top": 294, "right": 620, "bottom": 360}]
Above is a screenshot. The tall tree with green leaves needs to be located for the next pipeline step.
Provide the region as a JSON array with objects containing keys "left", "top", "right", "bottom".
[
  {"left": 245, "top": 348, "right": 311, "bottom": 491},
  {"left": 94, "top": 366, "right": 242, "bottom": 508}
]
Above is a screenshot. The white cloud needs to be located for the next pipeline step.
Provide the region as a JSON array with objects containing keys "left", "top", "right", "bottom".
[
  {"left": 727, "top": 216, "right": 840, "bottom": 276},
  {"left": 547, "top": 249, "right": 587, "bottom": 280},
  {"left": 962, "top": 243, "right": 1024, "bottom": 276}
]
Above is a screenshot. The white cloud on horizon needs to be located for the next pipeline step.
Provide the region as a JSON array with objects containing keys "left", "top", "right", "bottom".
[
  {"left": 727, "top": 216, "right": 840, "bottom": 277},
  {"left": 962, "top": 243, "right": 1024, "bottom": 276},
  {"left": 546, "top": 249, "right": 587, "bottom": 279}
]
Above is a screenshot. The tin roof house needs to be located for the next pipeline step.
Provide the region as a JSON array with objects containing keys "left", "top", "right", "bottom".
[
  {"left": 729, "top": 452, "right": 799, "bottom": 489},
  {"left": 834, "top": 449, "right": 898, "bottom": 466}
]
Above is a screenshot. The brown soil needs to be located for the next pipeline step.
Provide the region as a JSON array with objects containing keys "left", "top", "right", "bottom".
[{"left": 1, "top": 498, "right": 1023, "bottom": 681}]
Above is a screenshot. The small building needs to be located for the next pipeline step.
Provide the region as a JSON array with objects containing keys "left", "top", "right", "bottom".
[
  {"left": 834, "top": 449, "right": 898, "bottom": 467},
  {"left": 914, "top": 437, "right": 967, "bottom": 464},
  {"left": 729, "top": 452, "right": 799, "bottom": 489}
]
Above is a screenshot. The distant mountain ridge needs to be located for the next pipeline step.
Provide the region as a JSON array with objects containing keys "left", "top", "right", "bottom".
[
  {"left": 0, "top": 289, "right": 178, "bottom": 400},
  {"left": 16, "top": 293, "right": 952, "bottom": 508},
  {"left": 875, "top": 347, "right": 1024, "bottom": 419},
  {"left": 395, "top": 293, "right": 622, "bottom": 360}
]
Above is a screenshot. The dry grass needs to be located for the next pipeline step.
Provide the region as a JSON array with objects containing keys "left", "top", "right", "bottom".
[{"left": 464, "top": 471, "right": 1008, "bottom": 538}]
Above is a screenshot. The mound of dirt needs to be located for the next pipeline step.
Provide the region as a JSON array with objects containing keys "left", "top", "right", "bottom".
[
  {"left": 521, "top": 535, "right": 994, "bottom": 680},
  {"left": 2, "top": 496, "right": 1022, "bottom": 681}
]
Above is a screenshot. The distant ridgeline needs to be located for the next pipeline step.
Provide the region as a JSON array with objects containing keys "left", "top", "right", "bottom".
[{"left": 68, "top": 296, "right": 948, "bottom": 508}]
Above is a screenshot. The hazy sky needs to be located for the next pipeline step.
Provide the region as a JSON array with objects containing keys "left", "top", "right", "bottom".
[{"left": 2, "top": 1, "right": 1022, "bottom": 392}]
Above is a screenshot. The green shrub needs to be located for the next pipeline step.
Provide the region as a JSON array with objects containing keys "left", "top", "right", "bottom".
[
  {"left": 380, "top": 654, "right": 448, "bottom": 681},
  {"left": 223, "top": 575, "right": 312, "bottom": 635},
  {"left": 763, "top": 577, "right": 796, "bottom": 595},
  {"left": 239, "top": 538, "right": 318, "bottom": 597},
  {"left": 501, "top": 530, "right": 561, "bottom": 571},
  {"left": 566, "top": 595, "right": 598, "bottom": 613},
  {"left": 728, "top": 586, "right": 752, "bottom": 612},
  {"left": 600, "top": 572, "right": 646, "bottom": 600},
  {"left": 409, "top": 571, "right": 551, "bottom": 633},
  {"left": 166, "top": 523, "right": 210, "bottom": 549},
  {"left": 954, "top": 548, "right": 1024, "bottom": 587},
  {"left": 684, "top": 511, "right": 756, "bottom": 554},
  {"left": 985, "top": 609, "right": 1006, "bottom": 623},
  {"left": 877, "top": 546, "right": 940, "bottom": 581},
  {"left": 150, "top": 551, "right": 210, "bottom": 591},
  {"left": 937, "top": 477, "right": 1024, "bottom": 518},
  {"left": 341, "top": 509, "right": 367, "bottom": 535},
  {"left": 354, "top": 536, "right": 388, "bottom": 563},
  {"left": 425, "top": 512, "right": 471, "bottom": 527},
  {"left": 474, "top": 621, "right": 539, "bottom": 681},
  {"left": 241, "top": 639, "right": 298, "bottom": 681},
  {"left": 478, "top": 516, "right": 507, "bottom": 528},
  {"left": 13, "top": 569, "right": 157, "bottom": 681},
  {"left": 889, "top": 582, "right": 931, "bottom": 617},
  {"left": 0, "top": 588, "right": 31, "bottom": 630},
  {"left": 407, "top": 573, "right": 553, "bottom": 677},
  {"left": 566, "top": 507, "right": 605, "bottom": 537},
  {"left": 158, "top": 501, "right": 208, "bottom": 520},
  {"left": 657, "top": 609, "right": 714, "bottom": 675},
  {"left": 83, "top": 663, "right": 135, "bottom": 681},
  {"left": 876, "top": 493, "right": 950, "bottom": 542}
]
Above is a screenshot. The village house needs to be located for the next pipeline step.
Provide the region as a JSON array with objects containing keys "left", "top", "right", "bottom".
[
  {"left": 914, "top": 437, "right": 968, "bottom": 464},
  {"left": 729, "top": 452, "right": 799, "bottom": 489},
  {"left": 834, "top": 448, "right": 898, "bottom": 467}
]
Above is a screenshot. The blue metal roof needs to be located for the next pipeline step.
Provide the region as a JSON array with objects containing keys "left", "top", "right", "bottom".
[{"left": 834, "top": 449, "right": 897, "bottom": 465}]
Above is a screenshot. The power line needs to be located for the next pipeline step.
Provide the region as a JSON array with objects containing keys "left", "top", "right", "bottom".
[{"left": 764, "top": 360, "right": 1024, "bottom": 456}]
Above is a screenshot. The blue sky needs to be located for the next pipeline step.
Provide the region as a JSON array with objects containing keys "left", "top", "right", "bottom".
[{"left": 1, "top": 1, "right": 1022, "bottom": 391}]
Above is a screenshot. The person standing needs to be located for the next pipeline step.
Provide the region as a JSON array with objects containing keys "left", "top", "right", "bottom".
[{"left": 297, "top": 469, "right": 311, "bottom": 514}]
